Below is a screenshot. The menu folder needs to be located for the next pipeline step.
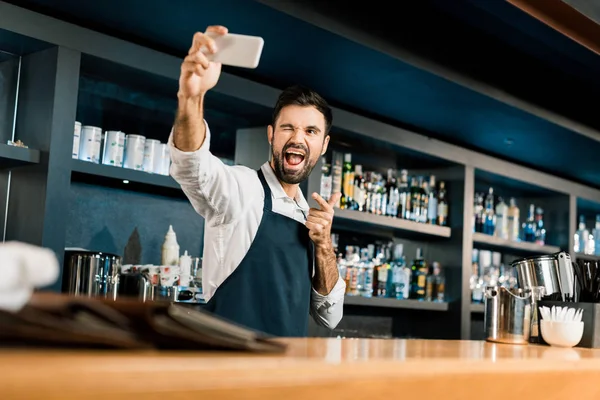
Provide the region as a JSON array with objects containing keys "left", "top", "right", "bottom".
[{"left": 0, "top": 293, "right": 286, "bottom": 353}]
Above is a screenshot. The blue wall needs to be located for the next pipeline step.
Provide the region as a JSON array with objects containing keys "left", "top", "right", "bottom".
[{"left": 66, "top": 182, "right": 204, "bottom": 264}]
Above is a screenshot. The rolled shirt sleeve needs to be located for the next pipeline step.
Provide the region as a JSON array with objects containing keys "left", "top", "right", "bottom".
[
  {"left": 168, "top": 120, "right": 245, "bottom": 225},
  {"left": 310, "top": 275, "right": 346, "bottom": 329}
]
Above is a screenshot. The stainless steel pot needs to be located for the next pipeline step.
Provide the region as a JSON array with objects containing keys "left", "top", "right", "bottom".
[
  {"left": 484, "top": 286, "right": 531, "bottom": 344},
  {"left": 62, "top": 250, "right": 121, "bottom": 299},
  {"left": 511, "top": 254, "right": 563, "bottom": 300}
]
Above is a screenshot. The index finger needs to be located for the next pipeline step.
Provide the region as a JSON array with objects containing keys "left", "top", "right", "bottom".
[
  {"left": 189, "top": 32, "right": 215, "bottom": 55},
  {"left": 312, "top": 192, "right": 334, "bottom": 213}
]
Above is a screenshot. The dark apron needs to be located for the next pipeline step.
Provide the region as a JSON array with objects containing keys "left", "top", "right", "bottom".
[{"left": 203, "top": 168, "right": 313, "bottom": 337}]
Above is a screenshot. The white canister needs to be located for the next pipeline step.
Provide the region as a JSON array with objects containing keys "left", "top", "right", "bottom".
[
  {"left": 153, "top": 143, "right": 170, "bottom": 175},
  {"left": 79, "top": 125, "right": 102, "bottom": 163},
  {"left": 161, "top": 144, "right": 171, "bottom": 176},
  {"left": 123, "top": 134, "right": 146, "bottom": 170},
  {"left": 142, "top": 139, "right": 161, "bottom": 173},
  {"left": 102, "top": 130, "right": 126, "bottom": 167},
  {"left": 72, "top": 121, "right": 81, "bottom": 159}
]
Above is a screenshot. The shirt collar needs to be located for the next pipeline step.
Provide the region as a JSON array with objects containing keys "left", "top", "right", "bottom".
[{"left": 260, "top": 162, "right": 309, "bottom": 211}]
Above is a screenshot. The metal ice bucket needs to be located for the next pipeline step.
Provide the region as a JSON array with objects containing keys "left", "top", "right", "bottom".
[{"left": 484, "top": 286, "right": 531, "bottom": 345}]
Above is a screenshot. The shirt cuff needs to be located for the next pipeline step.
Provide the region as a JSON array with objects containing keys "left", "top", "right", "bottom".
[{"left": 311, "top": 276, "right": 346, "bottom": 310}]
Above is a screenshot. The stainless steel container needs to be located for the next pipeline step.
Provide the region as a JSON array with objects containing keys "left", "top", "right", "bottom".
[
  {"left": 117, "top": 272, "right": 154, "bottom": 301},
  {"left": 511, "top": 255, "right": 562, "bottom": 299},
  {"left": 62, "top": 250, "right": 121, "bottom": 299},
  {"left": 484, "top": 286, "right": 531, "bottom": 344}
]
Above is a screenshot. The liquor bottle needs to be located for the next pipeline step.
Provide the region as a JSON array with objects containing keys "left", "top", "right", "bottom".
[
  {"left": 353, "top": 165, "right": 365, "bottom": 212},
  {"left": 494, "top": 197, "right": 508, "bottom": 239},
  {"left": 341, "top": 153, "right": 354, "bottom": 209},
  {"left": 385, "top": 169, "right": 399, "bottom": 217},
  {"left": 373, "top": 262, "right": 390, "bottom": 297},
  {"left": 409, "top": 248, "right": 428, "bottom": 300},
  {"left": 420, "top": 179, "right": 429, "bottom": 224},
  {"left": 470, "top": 250, "right": 483, "bottom": 304},
  {"left": 534, "top": 207, "right": 546, "bottom": 246},
  {"left": 483, "top": 187, "right": 495, "bottom": 235},
  {"left": 523, "top": 204, "right": 536, "bottom": 243},
  {"left": 389, "top": 244, "right": 409, "bottom": 299},
  {"left": 474, "top": 193, "right": 484, "bottom": 233},
  {"left": 331, "top": 151, "right": 343, "bottom": 208},
  {"left": 427, "top": 175, "right": 438, "bottom": 224},
  {"left": 426, "top": 262, "right": 444, "bottom": 302},
  {"left": 593, "top": 215, "right": 600, "bottom": 256},
  {"left": 574, "top": 215, "right": 590, "bottom": 254},
  {"left": 319, "top": 156, "right": 332, "bottom": 201},
  {"left": 434, "top": 263, "right": 445, "bottom": 302},
  {"left": 506, "top": 197, "right": 520, "bottom": 241},
  {"left": 397, "top": 169, "right": 411, "bottom": 219},
  {"left": 409, "top": 176, "right": 421, "bottom": 222},
  {"left": 437, "top": 181, "right": 448, "bottom": 226}
]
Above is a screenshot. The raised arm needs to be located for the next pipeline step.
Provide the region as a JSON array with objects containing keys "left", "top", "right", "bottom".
[
  {"left": 170, "top": 26, "right": 251, "bottom": 224},
  {"left": 173, "top": 25, "right": 227, "bottom": 151}
]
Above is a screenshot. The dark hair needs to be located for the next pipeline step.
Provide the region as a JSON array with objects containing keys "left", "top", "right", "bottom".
[{"left": 271, "top": 85, "right": 333, "bottom": 134}]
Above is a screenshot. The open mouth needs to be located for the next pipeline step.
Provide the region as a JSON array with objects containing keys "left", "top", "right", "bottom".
[{"left": 284, "top": 149, "right": 306, "bottom": 168}]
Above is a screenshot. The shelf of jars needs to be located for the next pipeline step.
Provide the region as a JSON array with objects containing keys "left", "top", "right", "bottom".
[
  {"left": 472, "top": 170, "right": 566, "bottom": 256},
  {"left": 70, "top": 55, "right": 249, "bottom": 197},
  {"left": 336, "top": 235, "right": 449, "bottom": 311},
  {"left": 319, "top": 148, "right": 452, "bottom": 240}
]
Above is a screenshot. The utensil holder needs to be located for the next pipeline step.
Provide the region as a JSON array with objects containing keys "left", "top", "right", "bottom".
[{"left": 538, "top": 301, "right": 600, "bottom": 348}]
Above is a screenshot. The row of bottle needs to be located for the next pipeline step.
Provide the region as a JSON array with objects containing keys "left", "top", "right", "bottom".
[
  {"left": 574, "top": 215, "right": 600, "bottom": 255},
  {"left": 473, "top": 187, "right": 547, "bottom": 245},
  {"left": 337, "top": 242, "right": 445, "bottom": 302},
  {"left": 320, "top": 151, "right": 449, "bottom": 226},
  {"left": 470, "top": 248, "right": 518, "bottom": 303}
]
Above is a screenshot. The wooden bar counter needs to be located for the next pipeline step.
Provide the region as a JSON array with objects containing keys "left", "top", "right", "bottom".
[{"left": 3, "top": 338, "right": 600, "bottom": 399}]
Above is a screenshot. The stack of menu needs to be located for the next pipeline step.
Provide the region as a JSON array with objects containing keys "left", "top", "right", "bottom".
[{"left": 0, "top": 293, "right": 285, "bottom": 353}]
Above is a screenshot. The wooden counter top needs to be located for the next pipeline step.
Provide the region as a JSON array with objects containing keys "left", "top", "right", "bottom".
[{"left": 3, "top": 338, "right": 600, "bottom": 399}]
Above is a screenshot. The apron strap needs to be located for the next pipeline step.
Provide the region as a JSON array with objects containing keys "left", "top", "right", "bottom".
[{"left": 257, "top": 168, "right": 273, "bottom": 211}]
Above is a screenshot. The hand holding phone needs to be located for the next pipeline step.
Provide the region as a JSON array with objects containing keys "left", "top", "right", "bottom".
[{"left": 203, "top": 32, "right": 264, "bottom": 69}]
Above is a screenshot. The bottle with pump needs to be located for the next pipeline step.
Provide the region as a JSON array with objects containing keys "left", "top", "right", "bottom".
[{"left": 161, "top": 225, "right": 180, "bottom": 266}]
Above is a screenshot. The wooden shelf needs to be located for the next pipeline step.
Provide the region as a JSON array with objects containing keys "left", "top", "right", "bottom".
[
  {"left": 333, "top": 208, "right": 451, "bottom": 239},
  {"left": 71, "top": 159, "right": 183, "bottom": 197},
  {"left": 344, "top": 295, "right": 448, "bottom": 311},
  {"left": 472, "top": 232, "right": 561, "bottom": 256},
  {"left": 0, "top": 143, "right": 40, "bottom": 169},
  {"left": 470, "top": 303, "right": 485, "bottom": 313}
]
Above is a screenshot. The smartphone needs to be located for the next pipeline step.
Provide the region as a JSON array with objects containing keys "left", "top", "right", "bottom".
[{"left": 203, "top": 32, "right": 264, "bottom": 69}]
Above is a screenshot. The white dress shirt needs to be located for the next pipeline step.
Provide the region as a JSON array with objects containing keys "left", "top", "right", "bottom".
[{"left": 168, "top": 122, "right": 345, "bottom": 329}]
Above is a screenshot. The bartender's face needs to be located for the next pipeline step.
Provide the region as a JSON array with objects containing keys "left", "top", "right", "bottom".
[{"left": 268, "top": 105, "right": 330, "bottom": 184}]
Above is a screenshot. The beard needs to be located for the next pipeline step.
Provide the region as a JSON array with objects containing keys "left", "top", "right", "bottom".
[{"left": 271, "top": 142, "right": 317, "bottom": 185}]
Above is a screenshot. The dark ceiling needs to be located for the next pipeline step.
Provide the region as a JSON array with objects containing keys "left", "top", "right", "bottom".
[{"left": 4, "top": 0, "right": 600, "bottom": 190}]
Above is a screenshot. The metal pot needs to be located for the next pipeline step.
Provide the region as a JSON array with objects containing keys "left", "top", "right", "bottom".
[
  {"left": 62, "top": 250, "right": 121, "bottom": 299},
  {"left": 484, "top": 286, "right": 531, "bottom": 345},
  {"left": 511, "top": 254, "right": 563, "bottom": 300}
]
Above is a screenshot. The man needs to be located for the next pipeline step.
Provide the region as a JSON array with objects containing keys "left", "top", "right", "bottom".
[{"left": 168, "top": 25, "right": 346, "bottom": 337}]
